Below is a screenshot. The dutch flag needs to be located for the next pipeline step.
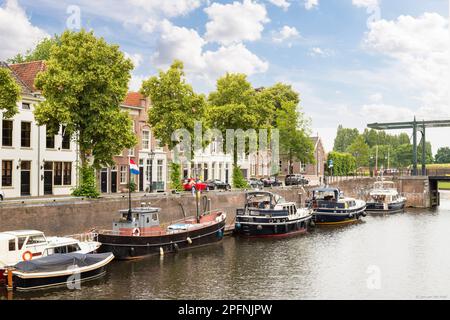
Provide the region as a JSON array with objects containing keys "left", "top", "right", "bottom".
[{"left": 129, "top": 159, "right": 140, "bottom": 175}]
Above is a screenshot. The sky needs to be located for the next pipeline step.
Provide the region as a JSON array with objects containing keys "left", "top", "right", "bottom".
[{"left": 0, "top": 0, "right": 449, "bottom": 153}]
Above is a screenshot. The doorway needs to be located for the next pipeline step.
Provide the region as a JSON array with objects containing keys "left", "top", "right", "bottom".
[
  {"left": 111, "top": 169, "right": 117, "bottom": 193},
  {"left": 101, "top": 169, "right": 108, "bottom": 193},
  {"left": 20, "top": 161, "right": 31, "bottom": 196}
]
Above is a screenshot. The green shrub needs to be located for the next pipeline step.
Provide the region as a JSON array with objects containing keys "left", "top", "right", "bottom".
[
  {"left": 72, "top": 165, "right": 100, "bottom": 198},
  {"left": 232, "top": 166, "right": 248, "bottom": 189},
  {"left": 169, "top": 162, "right": 183, "bottom": 191}
]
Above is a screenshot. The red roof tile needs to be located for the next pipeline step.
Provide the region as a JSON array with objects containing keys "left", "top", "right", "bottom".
[
  {"left": 9, "top": 60, "right": 46, "bottom": 92},
  {"left": 123, "top": 92, "right": 145, "bottom": 107}
]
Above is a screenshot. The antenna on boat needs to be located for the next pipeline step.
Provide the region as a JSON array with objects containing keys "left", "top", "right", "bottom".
[{"left": 195, "top": 189, "right": 200, "bottom": 223}]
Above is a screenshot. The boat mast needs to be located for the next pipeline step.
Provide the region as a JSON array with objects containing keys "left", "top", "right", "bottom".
[{"left": 127, "top": 156, "right": 132, "bottom": 221}]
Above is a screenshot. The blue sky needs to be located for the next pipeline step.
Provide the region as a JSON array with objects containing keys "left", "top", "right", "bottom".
[{"left": 0, "top": 0, "right": 449, "bottom": 152}]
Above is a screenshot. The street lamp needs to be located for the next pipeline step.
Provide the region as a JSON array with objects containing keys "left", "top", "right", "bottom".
[{"left": 149, "top": 150, "right": 154, "bottom": 193}]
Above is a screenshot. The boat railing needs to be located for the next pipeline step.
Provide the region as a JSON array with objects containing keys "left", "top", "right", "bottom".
[{"left": 64, "top": 231, "right": 98, "bottom": 243}]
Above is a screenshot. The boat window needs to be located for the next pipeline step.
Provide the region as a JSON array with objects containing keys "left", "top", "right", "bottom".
[
  {"left": 147, "top": 216, "right": 150, "bottom": 224},
  {"left": 8, "top": 239, "right": 16, "bottom": 251},
  {"left": 54, "top": 246, "right": 67, "bottom": 254},
  {"left": 67, "top": 244, "right": 81, "bottom": 253},
  {"left": 17, "top": 237, "right": 27, "bottom": 250},
  {"left": 27, "top": 235, "right": 46, "bottom": 245},
  {"left": 152, "top": 213, "right": 158, "bottom": 221}
]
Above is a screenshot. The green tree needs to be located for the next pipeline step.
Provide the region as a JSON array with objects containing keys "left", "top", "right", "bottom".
[
  {"left": 333, "top": 125, "right": 360, "bottom": 152},
  {"left": 346, "top": 135, "right": 370, "bottom": 168},
  {"left": 7, "top": 37, "right": 59, "bottom": 64},
  {"left": 276, "top": 101, "right": 314, "bottom": 174},
  {"left": 34, "top": 30, "right": 136, "bottom": 197},
  {"left": 435, "top": 147, "right": 450, "bottom": 164},
  {"left": 393, "top": 144, "right": 413, "bottom": 168},
  {"left": 256, "top": 83, "right": 299, "bottom": 126},
  {"left": 417, "top": 141, "right": 434, "bottom": 164},
  {"left": 141, "top": 60, "right": 206, "bottom": 151},
  {"left": 327, "top": 151, "right": 356, "bottom": 176},
  {"left": 169, "top": 162, "right": 183, "bottom": 191},
  {"left": 0, "top": 67, "right": 21, "bottom": 119}
]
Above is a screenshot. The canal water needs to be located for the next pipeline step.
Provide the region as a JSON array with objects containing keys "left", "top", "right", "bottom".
[{"left": 4, "top": 191, "right": 450, "bottom": 300}]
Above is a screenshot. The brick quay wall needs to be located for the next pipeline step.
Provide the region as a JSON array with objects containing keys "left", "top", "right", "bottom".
[{"left": 0, "top": 177, "right": 430, "bottom": 236}]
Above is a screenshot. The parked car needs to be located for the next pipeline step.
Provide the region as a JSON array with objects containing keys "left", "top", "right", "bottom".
[
  {"left": 0, "top": 189, "right": 4, "bottom": 201},
  {"left": 183, "top": 178, "right": 208, "bottom": 192},
  {"left": 206, "top": 179, "right": 231, "bottom": 191},
  {"left": 247, "top": 178, "right": 264, "bottom": 189},
  {"left": 285, "top": 174, "right": 309, "bottom": 186},
  {"left": 260, "top": 177, "right": 282, "bottom": 187}
]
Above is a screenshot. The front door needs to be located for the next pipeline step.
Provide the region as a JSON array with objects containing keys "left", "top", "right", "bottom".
[
  {"left": 101, "top": 171, "right": 108, "bottom": 193},
  {"left": 139, "top": 167, "right": 144, "bottom": 192},
  {"left": 111, "top": 171, "right": 117, "bottom": 193},
  {"left": 44, "top": 171, "right": 53, "bottom": 195},
  {"left": 20, "top": 161, "right": 31, "bottom": 196}
]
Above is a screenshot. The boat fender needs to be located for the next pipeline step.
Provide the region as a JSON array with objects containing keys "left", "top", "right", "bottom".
[
  {"left": 22, "top": 251, "right": 33, "bottom": 261},
  {"left": 173, "top": 243, "right": 179, "bottom": 252},
  {"left": 310, "top": 220, "right": 316, "bottom": 227},
  {"left": 132, "top": 228, "right": 141, "bottom": 237},
  {"left": 257, "top": 225, "right": 263, "bottom": 231},
  {"left": 348, "top": 213, "right": 353, "bottom": 219},
  {"left": 160, "top": 247, "right": 164, "bottom": 256},
  {"left": 216, "top": 229, "right": 224, "bottom": 238},
  {"left": 187, "top": 237, "right": 192, "bottom": 244},
  {"left": 235, "top": 223, "right": 241, "bottom": 229}
]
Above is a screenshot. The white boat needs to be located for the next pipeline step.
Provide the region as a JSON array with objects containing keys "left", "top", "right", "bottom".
[
  {"left": 0, "top": 230, "right": 100, "bottom": 284},
  {"left": 366, "top": 181, "right": 407, "bottom": 214}
]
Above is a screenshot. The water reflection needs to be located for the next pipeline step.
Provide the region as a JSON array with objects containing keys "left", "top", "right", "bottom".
[{"left": 3, "top": 191, "right": 450, "bottom": 300}]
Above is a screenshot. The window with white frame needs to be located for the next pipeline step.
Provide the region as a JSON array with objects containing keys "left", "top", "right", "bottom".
[
  {"left": 120, "top": 165, "right": 127, "bottom": 184},
  {"left": 157, "top": 160, "right": 163, "bottom": 182},
  {"left": 142, "top": 130, "right": 150, "bottom": 150}
]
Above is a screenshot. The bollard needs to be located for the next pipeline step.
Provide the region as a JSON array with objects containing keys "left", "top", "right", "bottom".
[{"left": 7, "top": 267, "right": 13, "bottom": 291}]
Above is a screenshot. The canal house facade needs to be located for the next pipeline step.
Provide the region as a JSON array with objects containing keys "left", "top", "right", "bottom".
[
  {"left": 0, "top": 61, "right": 78, "bottom": 198},
  {"left": 100, "top": 92, "right": 168, "bottom": 194}
]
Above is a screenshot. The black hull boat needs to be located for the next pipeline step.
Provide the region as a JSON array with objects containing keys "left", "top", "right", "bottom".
[
  {"left": 366, "top": 180, "right": 407, "bottom": 214},
  {"left": 234, "top": 191, "right": 312, "bottom": 238},
  {"left": 4, "top": 252, "right": 114, "bottom": 291},
  {"left": 96, "top": 206, "right": 227, "bottom": 260},
  {"left": 309, "top": 187, "right": 367, "bottom": 226}
]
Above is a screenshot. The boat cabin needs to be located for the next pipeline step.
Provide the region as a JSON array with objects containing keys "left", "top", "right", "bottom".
[
  {"left": 0, "top": 230, "right": 48, "bottom": 268},
  {"left": 113, "top": 207, "right": 161, "bottom": 236},
  {"left": 310, "top": 188, "right": 356, "bottom": 209},
  {"left": 240, "top": 191, "right": 297, "bottom": 217}
]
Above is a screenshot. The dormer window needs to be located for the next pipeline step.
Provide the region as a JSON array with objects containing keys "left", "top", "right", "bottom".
[{"left": 22, "top": 103, "right": 30, "bottom": 110}]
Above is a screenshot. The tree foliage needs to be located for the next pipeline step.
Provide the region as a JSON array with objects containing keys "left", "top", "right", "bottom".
[
  {"left": 435, "top": 147, "right": 450, "bottom": 164},
  {"left": 232, "top": 166, "right": 248, "bottom": 189},
  {"left": 33, "top": 30, "right": 136, "bottom": 197},
  {"left": 346, "top": 135, "right": 370, "bottom": 168},
  {"left": 327, "top": 152, "right": 356, "bottom": 176},
  {"left": 333, "top": 125, "right": 360, "bottom": 152},
  {"left": 169, "top": 162, "right": 183, "bottom": 191},
  {"left": 141, "top": 60, "right": 206, "bottom": 151},
  {"left": 0, "top": 67, "right": 21, "bottom": 119}
]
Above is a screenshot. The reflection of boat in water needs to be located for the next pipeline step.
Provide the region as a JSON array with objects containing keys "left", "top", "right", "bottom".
[
  {"left": 309, "top": 187, "right": 366, "bottom": 226},
  {"left": 96, "top": 204, "right": 226, "bottom": 260},
  {"left": 0, "top": 230, "right": 100, "bottom": 285},
  {"left": 366, "top": 180, "right": 406, "bottom": 214},
  {"left": 234, "top": 191, "right": 313, "bottom": 238},
  {"left": 4, "top": 252, "right": 114, "bottom": 291}
]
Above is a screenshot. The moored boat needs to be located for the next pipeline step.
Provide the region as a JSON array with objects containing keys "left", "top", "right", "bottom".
[
  {"left": 366, "top": 180, "right": 406, "bottom": 214},
  {"left": 234, "top": 191, "right": 313, "bottom": 238},
  {"left": 0, "top": 230, "right": 100, "bottom": 285},
  {"left": 96, "top": 204, "right": 227, "bottom": 260},
  {"left": 309, "top": 187, "right": 366, "bottom": 225},
  {"left": 3, "top": 252, "right": 114, "bottom": 291}
]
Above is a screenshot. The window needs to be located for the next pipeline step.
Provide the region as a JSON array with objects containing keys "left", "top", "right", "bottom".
[
  {"left": 61, "top": 126, "right": 70, "bottom": 150},
  {"left": 46, "top": 129, "right": 55, "bottom": 149},
  {"left": 120, "top": 165, "right": 127, "bottom": 184},
  {"left": 146, "top": 159, "right": 152, "bottom": 183},
  {"left": 9, "top": 240, "right": 15, "bottom": 251},
  {"left": 2, "top": 120, "right": 13, "bottom": 146},
  {"left": 18, "top": 237, "right": 27, "bottom": 250},
  {"left": 2, "top": 160, "right": 12, "bottom": 186},
  {"left": 27, "top": 235, "right": 46, "bottom": 245},
  {"left": 157, "top": 160, "right": 163, "bottom": 182},
  {"left": 129, "top": 148, "right": 134, "bottom": 156},
  {"left": 63, "top": 162, "right": 72, "bottom": 185},
  {"left": 21, "top": 122, "right": 31, "bottom": 147},
  {"left": 22, "top": 102, "right": 30, "bottom": 110},
  {"left": 54, "top": 162, "right": 63, "bottom": 185},
  {"left": 142, "top": 130, "right": 150, "bottom": 150},
  {"left": 67, "top": 244, "right": 81, "bottom": 253}
]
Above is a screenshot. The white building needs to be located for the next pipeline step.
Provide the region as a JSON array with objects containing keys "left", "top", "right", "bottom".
[{"left": 0, "top": 61, "right": 78, "bottom": 198}]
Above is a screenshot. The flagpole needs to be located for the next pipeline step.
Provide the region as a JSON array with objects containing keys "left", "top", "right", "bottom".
[{"left": 127, "top": 155, "right": 132, "bottom": 221}]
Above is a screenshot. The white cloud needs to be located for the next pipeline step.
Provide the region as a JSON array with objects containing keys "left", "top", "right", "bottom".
[
  {"left": 352, "top": 0, "right": 379, "bottom": 9},
  {"left": 308, "top": 47, "right": 334, "bottom": 57},
  {"left": 128, "top": 74, "right": 147, "bottom": 92},
  {"left": 359, "top": 103, "right": 415, "bottom": 123},
  {"left": 0, "top": 0, "right": 48, "bottom": 60},
  {"left": 304, "top": 0, "right": 318, "bottom": 10},
  {"left": 124, "top": 52, "right": 143, "bottom": 69},
  {"left": 369, "top": 93, "right": 383, "bottom": 103},
  {"left": 364, "top": 13, "right": 450, "bottom": 118},
  {"left": 204, "top": 0, "right": 269, "bottom": 45},
  {"left": 272, "top": 26, "right": 300, "bottom": 45},
  {"left": 152, "top": 20, "right": 268, "bottom": 86},
  {"left": 268, "top": 0, "right": 290, "bottom": 11}
]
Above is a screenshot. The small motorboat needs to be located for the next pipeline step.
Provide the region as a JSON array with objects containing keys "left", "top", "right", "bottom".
[
  {"left": 309, "top": 187, "right": 367, "bottom": 225},
  {"left": 3, "top": 252, "right": 114, "bottom": 291},
  {"left": 234, "top": 191, "right": 313, "bottom": 238},
  {"left": 0, "top": 230, "right": 100, "bottom": 285},
  {"left": 366, "top": 180, "right": 406, "bottom": 214},
  {"left": 96, "top": 203, "right": 227, "bottom": 260}
]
